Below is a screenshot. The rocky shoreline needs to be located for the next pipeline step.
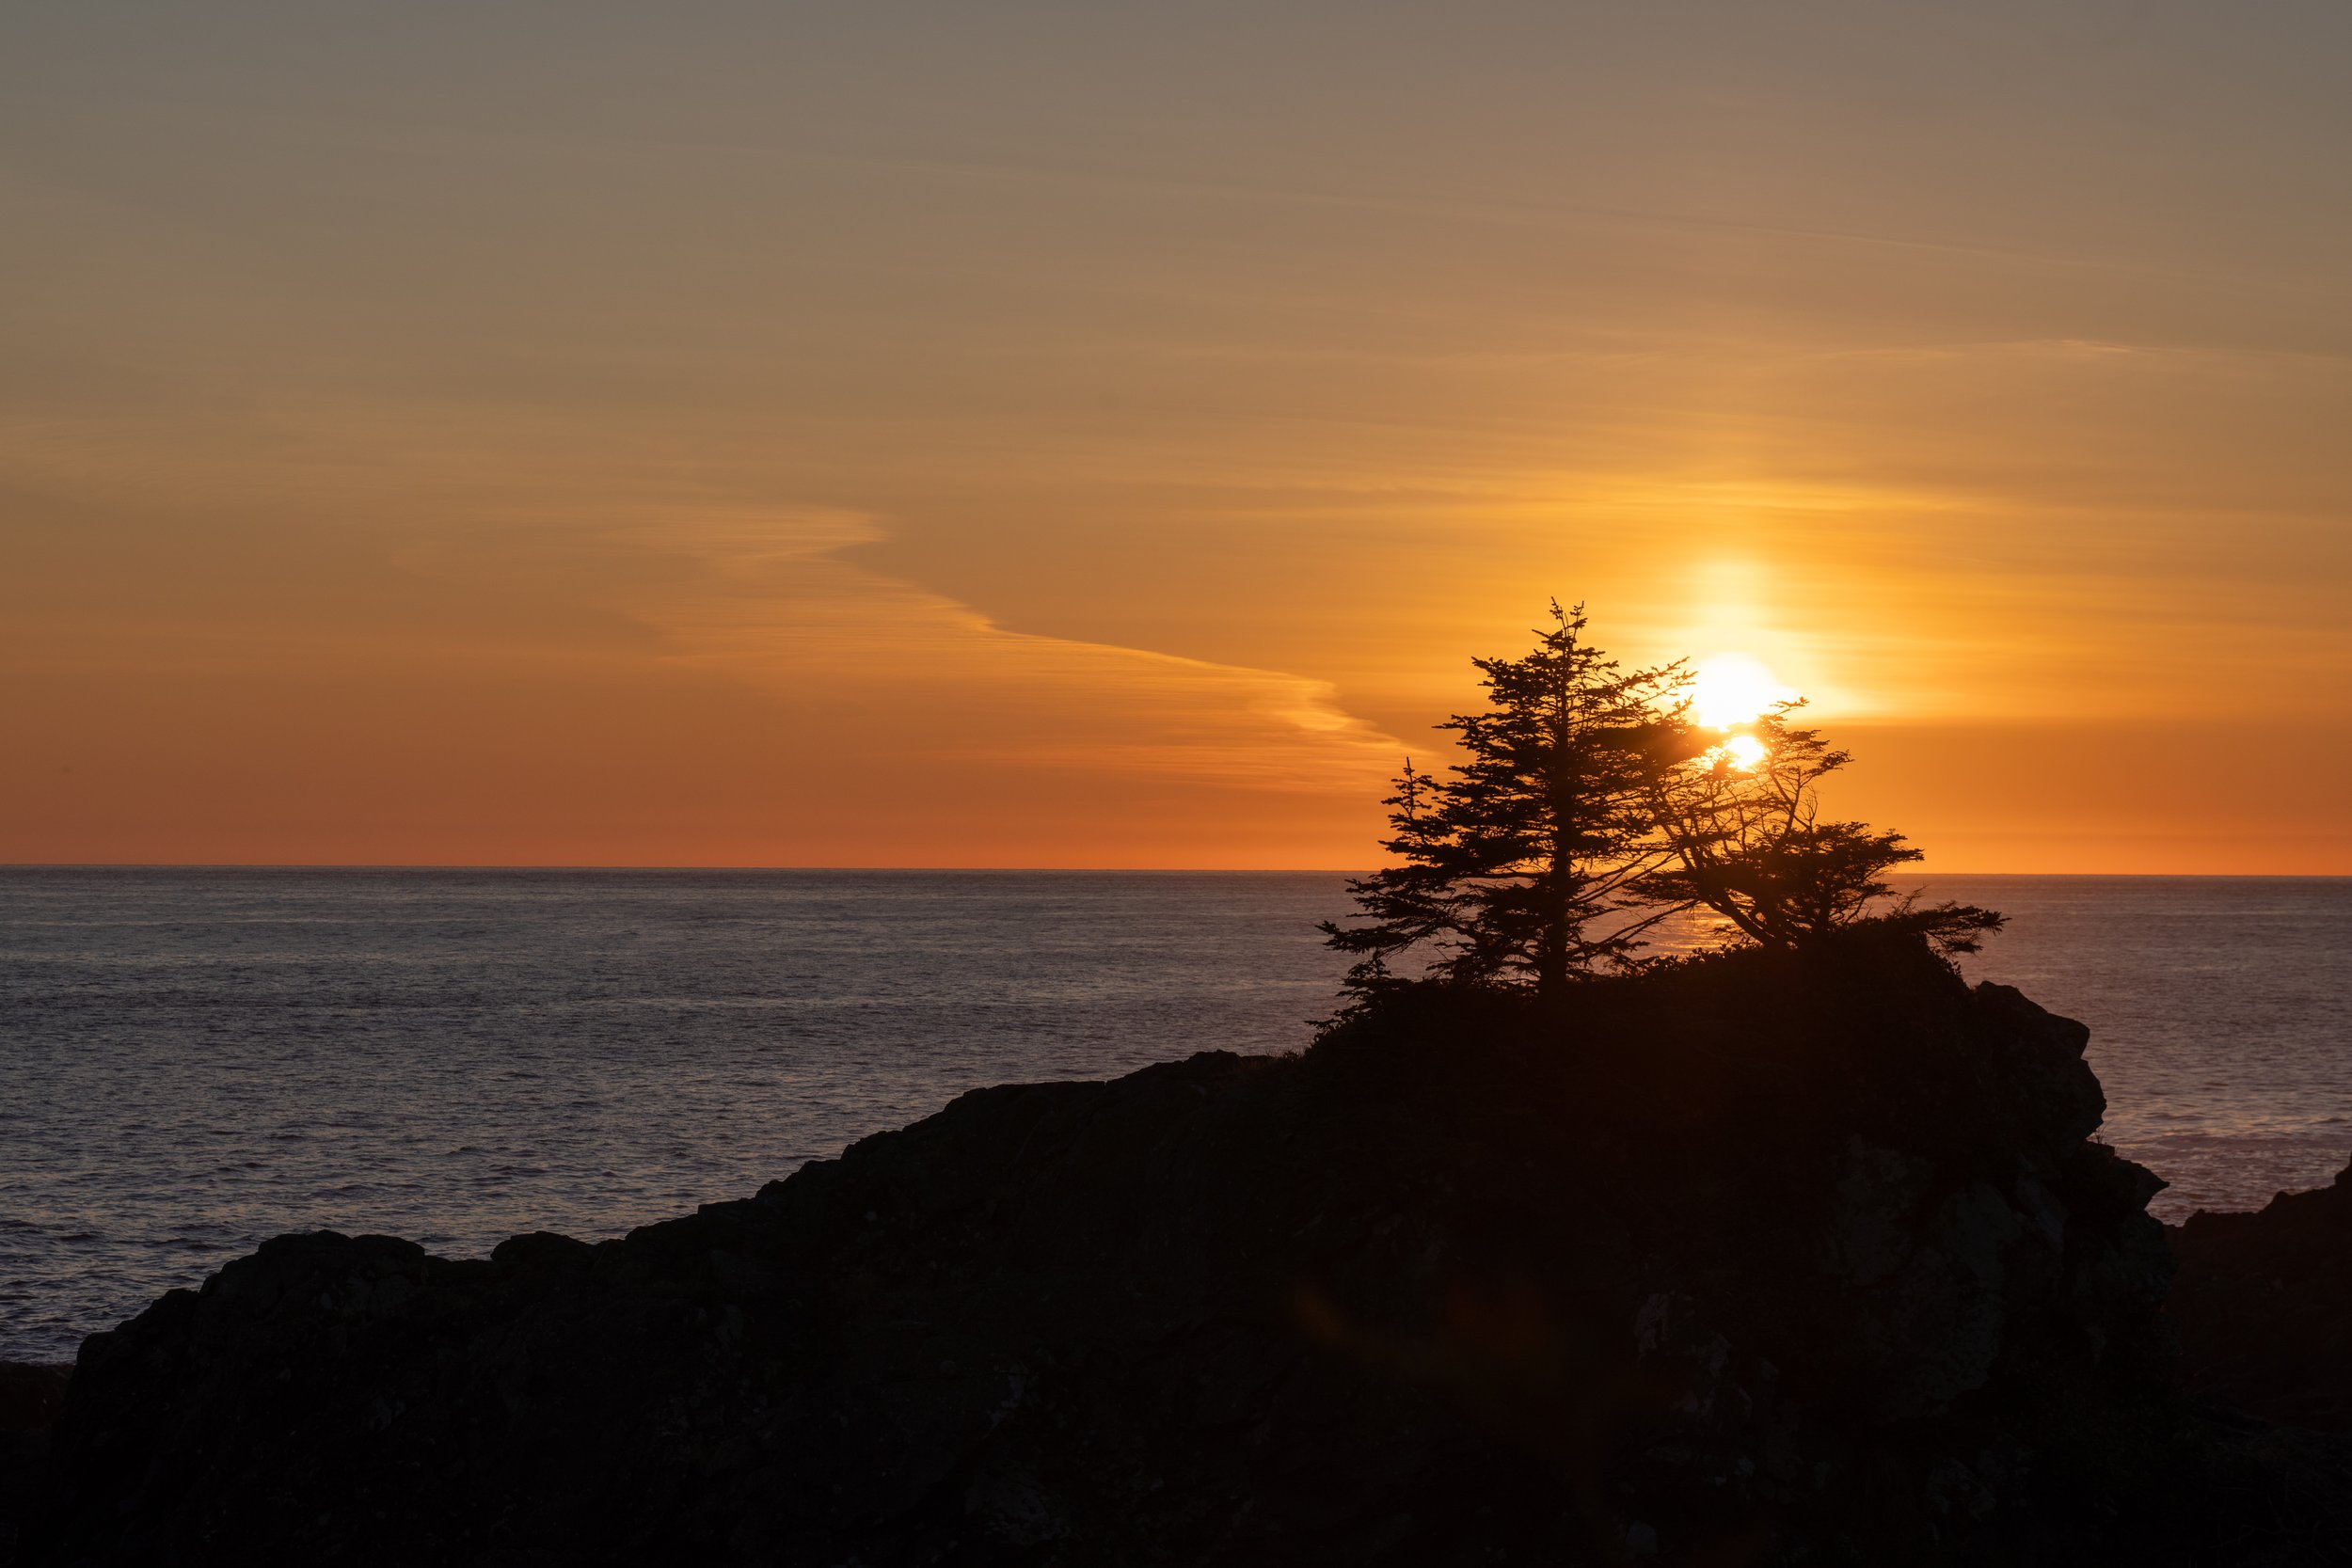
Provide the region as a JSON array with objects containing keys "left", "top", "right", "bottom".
[{"left": 8, "top": 933, "right": 2352, "bottom": 1564}]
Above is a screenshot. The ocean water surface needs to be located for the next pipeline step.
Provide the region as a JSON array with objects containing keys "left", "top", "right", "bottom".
[{"left": 2, "top": 868, "right": 2347, "bottom": 1362}]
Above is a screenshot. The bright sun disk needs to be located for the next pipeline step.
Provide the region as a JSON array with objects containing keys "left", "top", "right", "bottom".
[
  {"left": 1707, "top": 733, "right": 1770, "bottom": 772},
  {"left": 1692, "top": 653, "right": 1790, "bottom": 729}
]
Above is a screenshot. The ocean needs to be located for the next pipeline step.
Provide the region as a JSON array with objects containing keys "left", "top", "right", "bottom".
[{"left": 2, "top": 868, "right": 2347, "bottom": 1363}]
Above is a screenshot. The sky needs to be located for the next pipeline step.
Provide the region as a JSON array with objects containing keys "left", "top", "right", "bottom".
[{"left": 5, "top": 1, "right": 2349, "bottom": 870}]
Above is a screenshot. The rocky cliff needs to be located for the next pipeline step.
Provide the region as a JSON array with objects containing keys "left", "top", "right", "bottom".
[
  {"left": 16, "top": 934, "right": 2254, "bottom": 1564},
  {"left": 2172, "top": 1161, "right": 2352, "bottom": 1433}
]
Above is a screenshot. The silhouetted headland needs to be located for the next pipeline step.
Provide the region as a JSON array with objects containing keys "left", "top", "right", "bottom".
[{"left": 16, "top": 930, "right": 2352, "bottom": 1564}]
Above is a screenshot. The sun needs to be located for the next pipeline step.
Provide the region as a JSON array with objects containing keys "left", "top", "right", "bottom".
[
  {"left": 1705, "top": 733, "right": 1770, "bottom": 772},
  {"left": 1691, "top": 654, "right": 1790, "bottom": 730}
]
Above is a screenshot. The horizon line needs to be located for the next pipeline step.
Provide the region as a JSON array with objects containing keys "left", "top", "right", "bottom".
[{"left": 5, "top": 863, "right": 2349, "bottom": 879}]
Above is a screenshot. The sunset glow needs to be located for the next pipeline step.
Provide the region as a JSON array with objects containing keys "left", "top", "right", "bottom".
[
  {"left": 1706, "top": 734, "right": 1772, "bottom": 773},
  {"left": 10, "top": 14, "right": 2352, "bottom": 1563},
  {"left": 4, "top": 7, "right": 2350, "bottom": 871},
  {"left": 1691, "top": 656, "right": 1793, "bottom": 732}
]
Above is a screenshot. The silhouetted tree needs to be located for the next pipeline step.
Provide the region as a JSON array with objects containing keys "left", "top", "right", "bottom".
[
  {"left": 1322, "top": 603, "right": 1687, "bottom": 1005},
  {"left": 1639, "top": 703, "right": 2002, "bottom": 954}
]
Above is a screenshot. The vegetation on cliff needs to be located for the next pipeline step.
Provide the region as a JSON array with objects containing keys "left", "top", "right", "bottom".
[{"left": 1323, "top": 603, "right": 1999, "bottom": 1012}]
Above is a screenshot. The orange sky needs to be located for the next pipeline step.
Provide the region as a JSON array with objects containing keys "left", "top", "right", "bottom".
[{"left": 5, "top": 4, "right": 2349, "bottom": 870}]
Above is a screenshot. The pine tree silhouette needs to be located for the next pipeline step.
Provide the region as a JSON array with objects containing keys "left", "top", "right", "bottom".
[
  {"left": 1639, "top": 703, "right": 2002, "bottom": 955},
  {"left": 1321, "top": 603, "right": 1687, "bottom": 1006},
  {"left": 1323, "top": 602, "right": 2004, "bottom": 1017}
]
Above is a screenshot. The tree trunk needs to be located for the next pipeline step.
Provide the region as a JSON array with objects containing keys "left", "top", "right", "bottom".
[{"left": 1539, "top": 842, "right": 1570, "bottom": 1003}]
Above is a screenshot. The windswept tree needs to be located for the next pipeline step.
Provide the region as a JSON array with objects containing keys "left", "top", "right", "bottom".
[
  {"left": 1640, "top": 703, "right": 2002, "bottom": 954},
  {"left": 1321, "top": 603, "right": 1689, "bottom": 1005}
]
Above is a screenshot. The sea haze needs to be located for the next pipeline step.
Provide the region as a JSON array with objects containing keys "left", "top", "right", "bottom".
[{"left": 2, "top": 868, "right": 2347, "bottom": 1362}]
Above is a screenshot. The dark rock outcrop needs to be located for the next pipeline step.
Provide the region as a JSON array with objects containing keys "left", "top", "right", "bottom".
[
  {"left": 2172, "top": 1162, "right": 2352, "bottom": 1429},
  {"left": 1, "top": 1364, "right": 71, "bottom": 1568},
  {"left": 22, "top": 935, "right": 2218, "bottom": 1563}
]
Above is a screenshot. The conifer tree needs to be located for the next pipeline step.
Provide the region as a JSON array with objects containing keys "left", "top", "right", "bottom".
[
  {"left": 1321, "top": 603, "right": 1687, "bottom": 1005},
  {"left": 1640, "top": 703, "right": 2002, "bottom": 954}
]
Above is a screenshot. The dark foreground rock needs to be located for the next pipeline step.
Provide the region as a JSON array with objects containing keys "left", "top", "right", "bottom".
[
  {"left": 1, "top": 1364, "right": 71, "bottom": 1567},
  {"left": 2172, "top": 1164, "right": 2352, "bottom": 1431},
  {"left": 19, "top": 934, "right": 2337, "bottom": 1565}
]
